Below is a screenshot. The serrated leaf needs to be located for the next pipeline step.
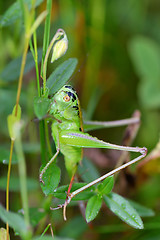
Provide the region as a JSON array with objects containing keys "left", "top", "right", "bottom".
[
  {"left": 0, "top": 204, "right": 27, "bottom": 237},
  {"left": 40, "top": 162, "right": 61, "bottom": 196},
  {"left": 85, "top": 195, "right": 102, "bottom": 222},
  {"left": 47, "top": 58, "right": 78, "bottom": 95},
  {"left": 104, "top": 193, "right": 144, "bottom": 229},
  {"left": 0, "top": 176, "right": 39, "bottom": 192},
  {"left": 0, "top": 50, "right": 42, "bottom": 82},
  {"left": 0, "top": 0, "right": 44, "bottom": 27},
  {"left": 34, "top": 96, "right": 51, "bottom": 119},
  {"left": 128, "top": 36, "right": 160, "bottom": 80},
  {"left": 97, "top": 175, "right": 114, "bottom": 196}
]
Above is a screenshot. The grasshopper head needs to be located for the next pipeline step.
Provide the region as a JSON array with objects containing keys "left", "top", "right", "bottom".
[{"left": 49, "top": 85, "right": 80, "bottom": 120}]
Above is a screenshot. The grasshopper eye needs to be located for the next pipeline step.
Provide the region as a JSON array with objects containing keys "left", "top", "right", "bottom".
[{"left": 63, "top": 95, "right": 70, "bottom": 102}]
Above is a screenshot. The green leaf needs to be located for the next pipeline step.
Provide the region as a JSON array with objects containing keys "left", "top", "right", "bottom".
[
  {"left": 104, "top": 193, "right": 144, "bottom": 229},
  {"left": 97, "top": 175, "right": 114, "bottom": 196},
  {"left": 0, "top": 50, "right": 42, "bottom": 82},
  {"left": 52, "top": 182, "right": 94, "bottom": 201},
  {"left": 0, "top": 176, "right": 39, "bottom": 192},
  {"left": 138, "top": 80, "right": 160, "bottom": 109},
  {"left": 0, "top": 204, "right": 27, "bottom": 237},
  {"left": 29, "top": 207, "right": 45, "bottom": 227},
  {"left": 59, "top": 216, "right": 87, "bottom": 239},
  {"left": 85, "top": 195, "right": 102, "bottom": 222},
  {"left": 29, "top": 10, "right": 48, "bottom": 37},
  {"left": 0, "top": 0, "right": 44, "bottom": 27},
  {"left": 0, "top": 146, "right": 17, "bottom": 164},
  {"left": 47, "top": 58, "right": 78, "bottom": 95},
  {"left": 78, "top": 157, "right": 100, "bottom": 183},
  {"left": 128, "top": 36, "right": 160, "bottom": 80},
  {"left": 128, "top": 199, "right": 155, "bottom": 217},
  {"left": 34, "top": 96, "right": 51, "bottom": 119},
  {"left": 40, "top": 162, "right": 61, "bottom": 196}
]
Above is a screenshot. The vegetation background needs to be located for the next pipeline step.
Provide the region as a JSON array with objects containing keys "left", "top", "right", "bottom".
[{"left": 0, "top": 0, "right": 160, "bottom": 239}]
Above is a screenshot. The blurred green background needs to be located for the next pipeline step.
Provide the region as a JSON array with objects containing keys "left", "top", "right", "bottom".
[{"left": 0, "top": 0, "right": 160, "bottom": 239}]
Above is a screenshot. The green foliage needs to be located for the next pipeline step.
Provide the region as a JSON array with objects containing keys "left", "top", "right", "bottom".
[
  {"left": 0, "top": 176, "right": 38, "bottom": 192},
  {"left": 34, "top": 97, "right": 51, "bottom": 119},
  {"left": 40, "top": 162, "right": 61, "bottom": 196},
  {"left": 97, "top": 175, "right": 114, "bottom": 196},
  {"left": 0, "top": 204, "right": 28, "bottom": 238},
  {"left": 0, "top": 50, "right": 42, "bottom": 82},
  {"left": 52, "top": 183, "right": 94, "bottom": 201},
  {"left": 0, "top": 0, "right": 44, "bottom": 27},
  {"left": 85, "top": 195, "right": 102, "bottom": 222},
  {"left": 128, "top": 199, "right": 155, "bottom": 217},
  {"left": 128, "top": 36, "right": 160, "bottom": 109},
  {"left": 46, "top": 58, "right": 78, "bottom": 95},
  {"left": 1, "top": 0, "right": 159, "bottom": 239},
  {"left": 0, "top": 146, "right": 18, "bottom": 164},
  {"left": 104, "top": 193, "right": 144, "bottom": 229}
]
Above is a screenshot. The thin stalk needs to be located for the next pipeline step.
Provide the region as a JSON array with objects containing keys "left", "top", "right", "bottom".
[
  {"left": 33, "top": 30, "right": 41, "bottom": 95},
  {"left": 45, "top": 120, "right": 53, "bottom": 157},
  {"left": 15, "top": 37, "right": 29, "bottom": 115},
  {"left": 42, "top": 28, "right": 65, "bottom": 95},
  {"left": 39, "top": 0, "right": 52, "bottom": 164},
  {"left": 6, "top": 140, "right": 14, "bottom": 240},
  {"left": 14, "top": 125, "right": 32, "bottom": 237},
  {"left": 6, "top": 37, "right": 30, "bottom": 240},
  {"left": 41, "top": 0, "right": 52, "bottom": 77},
  {"left": 84, "top": 117, "right": 140, "bottom": 129}
]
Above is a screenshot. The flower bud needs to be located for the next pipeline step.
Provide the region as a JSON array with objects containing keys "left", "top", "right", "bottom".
[{"left": 51, "top": 29, "right": 68, "bottom": 63}]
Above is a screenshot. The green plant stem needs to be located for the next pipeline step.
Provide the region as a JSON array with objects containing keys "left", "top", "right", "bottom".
[
  {"left": 41, "top": 0, "right": 52, "bottom": 77},
  {"left": 38, "top": 0, "right": 52, "bottom": 164},
  {"left": 45, "top": 119, "right": 53, "bottom": 157},
  {"left": 42, "top": 28, "right": 65, "bottom": 95},
  {"left": 6, "top": 35, "right": 30, "bottom": 240},
  {"left": 15, "top": 37, "right": 29, "bottom": 115},
  {"left": 14, "top": 127, "right": 32, "bottom": 238},
  {"left": 33, "top": 31, "right": 41, "bottom": 96},
  {"left": 42, "top": 35, "right": 55, "bottom": 95},
  {"left": 6, "top": 140, "right": 14, "bottom": 240}
]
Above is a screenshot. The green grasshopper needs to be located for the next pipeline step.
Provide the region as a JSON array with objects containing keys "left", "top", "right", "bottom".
[{"left": 40, "top": 84, "right": 147, "bottom": 220}]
